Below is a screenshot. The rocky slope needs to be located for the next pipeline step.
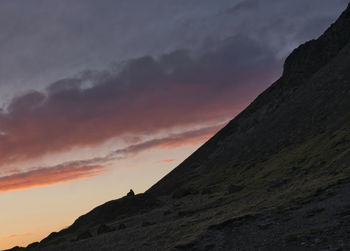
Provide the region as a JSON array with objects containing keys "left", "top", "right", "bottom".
[{"left": 7, "top": 3, "right": 350, "bottom": 251}]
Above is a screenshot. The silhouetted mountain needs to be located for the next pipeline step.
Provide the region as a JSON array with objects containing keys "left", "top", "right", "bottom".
[{"left": 9, "top": 3, "right": 350, "bottom": 251}]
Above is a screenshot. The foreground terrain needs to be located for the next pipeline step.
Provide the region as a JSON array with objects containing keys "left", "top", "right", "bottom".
[{"left": 7, "top": 3, "right": 350, "bottom": 251}]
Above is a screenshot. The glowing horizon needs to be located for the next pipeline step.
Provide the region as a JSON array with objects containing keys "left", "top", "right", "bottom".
[{"left": 0, "top": 0, "right": 347, "bottom": 249}]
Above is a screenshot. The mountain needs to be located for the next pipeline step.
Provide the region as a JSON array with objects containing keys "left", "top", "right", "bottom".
[{"left": 8, "top": 3, "right": 350, "bottom": 251}]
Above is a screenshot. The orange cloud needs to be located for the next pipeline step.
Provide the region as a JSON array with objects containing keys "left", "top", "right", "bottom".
[
  {"left": 0, "top": 41, "right": 279, "bottom": 168},
  {"left": 124, "top": 165, "right": 138, "bottom": 169},
  {"left": 155, "top": 159, "right": 175, "bottom": 164},
  {"left": 1, "top": 233, "right": 33, "bottom": 240},
  {"left": 0, "top": 164, "right": 106, "bottom": 192},
  {"left": 0, "top": 124, "right": 221, "bottom": 192},
  {"left": 104, "top": 123, "right": 223, "bottom": 160}
]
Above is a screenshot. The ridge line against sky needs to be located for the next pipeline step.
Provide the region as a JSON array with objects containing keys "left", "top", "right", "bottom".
[
  {"left": 0, "top": 1, "right": 349, "bottom": 249},
  {"left": 0, "top": 0, "right": 347, "bottom": 192},
  {"left": 0, "top": 37, "right": 280, "bottom": 189}
]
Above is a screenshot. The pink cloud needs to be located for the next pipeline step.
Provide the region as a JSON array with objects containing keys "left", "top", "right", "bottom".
[
  {"left": 0, "top": 164, "right": 106, "bottom": 192},
  {"left": 1, "top": 232, "right": 33, "bottom": 240},
  {"left": 0, "top": 43, "right": 279, "bottom": 168},
  {"left": 155, "top": 159, "right": 175, "bottom": 164},
  {"left": 0, "top": 124, "right": 221, "bottom": 192}
]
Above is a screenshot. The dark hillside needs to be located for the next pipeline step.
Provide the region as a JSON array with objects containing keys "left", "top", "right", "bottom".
[
  {"left": 10, "top": 3, "right": 350, "bottom": 251},
  {"left": 147, "top": 3, "right": 350, "bottom": 201}
]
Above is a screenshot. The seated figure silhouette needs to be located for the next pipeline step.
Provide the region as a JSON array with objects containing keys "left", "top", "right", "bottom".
[{"left": 127, "top": 189, "right": 135, "bottom": 197}]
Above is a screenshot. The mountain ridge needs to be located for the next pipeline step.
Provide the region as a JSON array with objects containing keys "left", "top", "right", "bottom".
[
  {"left": 7, "top": 3, "right": 350, "bottom": 250},
  {"left": 147, "top": 2, "right": 350, "bottom": 198}
]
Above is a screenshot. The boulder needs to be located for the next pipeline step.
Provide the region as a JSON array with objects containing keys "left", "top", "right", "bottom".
[
  {"left": 97, "top": 224, "right": 116, "bottom": 235},
  {"left": 227, "top": 184, "right": 243, "bottom": 194},
  {"left": 26, "top": 242, "right": 39, "bottom": 249},
  {"left": 142, "top": 221, "right": 155, "bottom": 227},
  {"left": 172, "top": 187, "right": 199, "bottom": 199},
  {"left": 76, "top": 231, "right": 92, "bottom": 241}
]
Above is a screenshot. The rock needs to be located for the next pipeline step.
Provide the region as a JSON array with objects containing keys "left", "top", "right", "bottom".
[
  {"left": 127, "top": 189, "right": 135, "bottom": 196},
  {"left": 163, "top": 210, "right": 172, "bottom": 216},
  {"left": 304, "top": 208, "right": 325, "bottom": 218},
  {"left": 119, "top": 223, "right": 127, "bottom": 230},
  {"left": 174, "top": 242, "right": 195, "bottom": 250},
  {"left": 314, "top": 238, "right": 322, "bottom": 244},
  {"left": 26, "top": 242, "right": 39, "bottom": 249},
  {"left": 258, "top": 215, "right": 274, "bottom": 229},
  {"left": 286, "top": 166, "right": 309, "bottom": 176},
  {"left": 268, "top": 179, "right": 288, "bottom": 190},
  {"left": 76, "top": 231, "right": 92, "bottom": 241},
  {"left": 339, "top": 205, "right": 350, "bottom": 217},
  {"left": 258, "top": 222, "right": 273, "bottom": 230},
  {"left": 201, "top": 187, "right": 213, "bottom": 195},
  {"left": 142, "top": 221, "right": 155, "bottom": 227},
  {"left": 227, "top": 184, "right": 243, "bottom": 194},
  {"left": 209, "top": 214, "right": 256, "bottom": 230},
  {"left": 178, "top": 210, "right": 196, "bottom": 217},
  {"left": 97, "top": 224, "right": 116, "bottom": 235},
  {"left": 172, "top": 187, "right": 199, "bottom": 199},
  {"left": 40, "top": 231, "right": 61, "bottom": 245},
  {"left": 5, "top": 247, "right": 25, "bottom": 251}
]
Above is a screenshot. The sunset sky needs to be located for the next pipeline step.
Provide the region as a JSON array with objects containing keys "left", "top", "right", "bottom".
[{"left": 0, "top": 0, "right": 348, "bottom": 249}]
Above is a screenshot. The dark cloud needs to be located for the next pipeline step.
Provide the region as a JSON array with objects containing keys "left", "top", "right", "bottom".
[
  {"left": 0, "top": 0, "right": 346, "bottom": 104},
  {"left": 0, "top": 35, "right": 280, "bottom": 168},
  {"left": 223, "top": 0, "right": 348, "bottom": 58},
  {"left": 0, "top": 0, "right": 348, "bottom": 190}
]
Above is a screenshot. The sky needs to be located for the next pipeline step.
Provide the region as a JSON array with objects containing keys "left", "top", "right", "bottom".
[{"left": 0, "top": 0, "right": 348, "bottom": 249}]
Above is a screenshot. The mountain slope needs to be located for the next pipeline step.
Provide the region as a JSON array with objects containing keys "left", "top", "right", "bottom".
[
  {"left": 147, "top": 2, "right": 350, "bottom": 199},
  {"left": 9, "top": 3, "right": 350, "bottom": 251}
]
